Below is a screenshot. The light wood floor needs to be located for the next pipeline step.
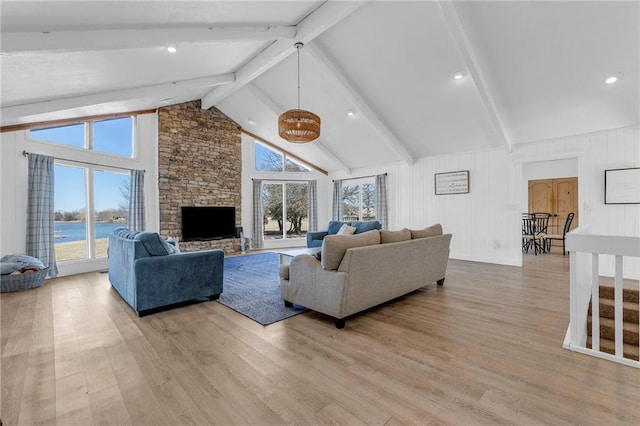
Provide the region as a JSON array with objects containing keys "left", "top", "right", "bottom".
[{"left": 2, "top": 252, "right": 639, "bottom": 425}]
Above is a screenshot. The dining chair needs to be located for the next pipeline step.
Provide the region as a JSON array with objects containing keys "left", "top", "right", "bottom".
[{"left": 544, "top": 212, "right": 575, "bottom": 255}]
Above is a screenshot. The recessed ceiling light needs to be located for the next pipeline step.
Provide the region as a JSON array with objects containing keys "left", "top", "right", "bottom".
[
  {"left": 452, "top": 71, "right": 465, "bottom": 80},
  {"left": 346, "top": 110, "right": 356, "bottom": 117},
  {"left": 160, "top": 98, "right": 172, "bottom": 105},
  {"left": 247, "top": 119, "right": 255, "bottom": 125},
  {"left": 167, "top": 45, "right": 177, "bottom": 53},
  {"left": 605, "top": 75, "right": 618, "bottom": 84}
]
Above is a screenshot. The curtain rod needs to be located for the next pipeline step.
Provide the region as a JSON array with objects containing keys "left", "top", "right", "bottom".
[
  {"left": 22, "top": 150, "right": 144, "bottom": 173},
  {"left": 251, "top": 178, "right": 316, "bottom": 183},
  {"left": 333, "top": 172, "right": 387, "bottom": 183}
]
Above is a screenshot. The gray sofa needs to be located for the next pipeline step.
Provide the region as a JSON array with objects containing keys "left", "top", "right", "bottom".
[
  {"left": 107, "top": 228, "right": 224, "bottom": 316},
  {"left": 280, "top": 224, "right": 451, "bottom": 328}
]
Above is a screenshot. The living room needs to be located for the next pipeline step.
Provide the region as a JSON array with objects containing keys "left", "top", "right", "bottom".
[{"left": 1, "top": 1, "right": 639, "bottom": 424}]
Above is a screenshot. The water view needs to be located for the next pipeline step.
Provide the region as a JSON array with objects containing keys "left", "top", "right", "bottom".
[{"left": 55, "top": 221, "right": 125, "bottom": 243}]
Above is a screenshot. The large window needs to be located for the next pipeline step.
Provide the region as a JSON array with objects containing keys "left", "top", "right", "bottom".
[
  {"left": 33, "top": 117, "right": 135, "bottom": 262},
  {"left": 255, "top": 142, "right": 310, "bottom": 172},
  {"left": 341, "top": 180, "right": 376, "bottom": 221},
  {"left": 30, "top": 116, "right": 133, "bottom": 158},
  {"left": 262, "top": 182, "right": 309, "bottom": 240}
]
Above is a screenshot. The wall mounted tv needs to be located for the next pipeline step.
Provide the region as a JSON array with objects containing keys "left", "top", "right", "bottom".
[{"left": 181, "top": 206, "right": 236, "bottom": 241}]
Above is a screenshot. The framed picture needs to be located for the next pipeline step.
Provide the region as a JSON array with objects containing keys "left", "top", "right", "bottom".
[
  {"left": 605, "top": 167, "right": 640, "bottom": 204},
  {"left": 435, "top": 170, "right": 470, "bottom": 195}
]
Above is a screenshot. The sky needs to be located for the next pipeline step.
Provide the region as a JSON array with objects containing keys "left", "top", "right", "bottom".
[{"left": 30, "top": 118, "right": 132, "bottom": 212}]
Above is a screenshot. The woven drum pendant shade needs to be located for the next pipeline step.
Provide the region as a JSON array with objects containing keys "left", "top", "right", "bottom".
[
  {"left": 278, "top": 109, "right": 321, "bottom": 143},
  {"left": 278, "top": 42, "right": 320, "bottom": 143}
]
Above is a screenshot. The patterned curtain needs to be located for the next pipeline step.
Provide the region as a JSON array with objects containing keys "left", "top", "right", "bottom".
[
  {"left": 252, "top": 179, "right": 264, "bottom": 249},
  {"left": 307, "top": 180, "right": 318, "bottom": 231},
  {"left": 375, "top": 174, "right": 388, "bottom": 229},
  {"left": 26, "top": 154, "right": 58, "bottom": 277},
  {"left": 129, "top": 169, "right": 145, "bottom": 231},
  {"left": 332, "top": 179, "right": 342, "bottom": 221}
]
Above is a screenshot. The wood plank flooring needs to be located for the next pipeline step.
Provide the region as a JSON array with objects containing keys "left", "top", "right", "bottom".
[{"left": 2, "top": 253, "right": 639, "bottom": 425}]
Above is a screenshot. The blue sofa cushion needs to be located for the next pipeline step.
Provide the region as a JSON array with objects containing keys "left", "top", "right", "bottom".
[
  {"left": 133, "top": 232, "right": 172, "bottom": 256},
  {"left": 328, "top": 220, "right": 382, "bottom": 235}
]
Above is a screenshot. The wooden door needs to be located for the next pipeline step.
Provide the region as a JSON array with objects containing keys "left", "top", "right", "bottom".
[
  {"left": 528, "top": 177, "right": 578, "bottom": 236},
  {"left": 552, "top": 178, "right": 578, "bottom": 235}
]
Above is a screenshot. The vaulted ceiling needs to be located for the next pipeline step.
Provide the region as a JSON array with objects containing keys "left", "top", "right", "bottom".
[{"left": 2, "top": 1, "right": 638, "bottom": 174}]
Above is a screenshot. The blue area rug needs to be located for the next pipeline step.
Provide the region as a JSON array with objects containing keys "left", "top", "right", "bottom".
[{"left": 219, "top": 252, "right": 308, "bottom": 325}]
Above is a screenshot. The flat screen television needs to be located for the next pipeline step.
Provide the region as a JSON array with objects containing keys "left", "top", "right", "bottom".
[{"left": 181, "top": 206, "right": 236, "bottom": 241}]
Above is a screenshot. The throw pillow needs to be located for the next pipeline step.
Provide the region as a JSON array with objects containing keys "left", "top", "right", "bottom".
[
  {"left": 337, "top": 224, "right": 357, "bottom": 235},
  {"left": 380, "top": 228, "right": 411, "bottom": 244},
  {"left": 410, "top": 224, "right": 443, "bottom": 239},
  {"left": 321, "top": 230, "right": 381, "bottom": 270}
]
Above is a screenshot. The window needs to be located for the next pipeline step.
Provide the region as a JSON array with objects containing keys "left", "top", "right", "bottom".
[
  {"left": 341, "top": 180, "right": 376, "bottom": 221},
  {"left": 30, "top": 116, "right": 134, "bottom": 158},
  {"left": 54, "top": 165, "right": 130, "bottom": 262},
  {"left": 255, "top": 142, "right": 310, "bottom": 172},
  {"left": 42, "top": 117, "right": 135, "bottom": 263},
  {"left": 262, "top": 182, "right": 309, "bottom": 240}
]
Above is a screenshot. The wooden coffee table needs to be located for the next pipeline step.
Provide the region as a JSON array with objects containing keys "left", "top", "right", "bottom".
[{"left": 275, "top": 247, "right": 321, "bottom": 265}]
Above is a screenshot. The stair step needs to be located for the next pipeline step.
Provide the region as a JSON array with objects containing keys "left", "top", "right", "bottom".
[
  {"left": 588, "top": 298, "right": 640, "bottom": 323},
  {"left": 586, "top": 336, "right": 639, "bottom": 361},
  {"left": 587, "top": 316, "right": 639, "bottom": 346},
  {"left": 598, "top": 285, "right": 639, "bottom": 303}
]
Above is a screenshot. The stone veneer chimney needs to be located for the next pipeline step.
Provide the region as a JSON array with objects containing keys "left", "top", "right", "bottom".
[{"left": 158, "top": 101, "right": 242, "bottom": 254}]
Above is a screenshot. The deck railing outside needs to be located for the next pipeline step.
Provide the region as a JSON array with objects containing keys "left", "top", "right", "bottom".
[{"left": 564, "top": 227, "right": 640, "bottom": 368}]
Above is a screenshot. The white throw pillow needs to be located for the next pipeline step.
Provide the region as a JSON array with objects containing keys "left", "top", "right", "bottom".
[{"left": 337, "top": 224, "right": 357, "bottom": 235}]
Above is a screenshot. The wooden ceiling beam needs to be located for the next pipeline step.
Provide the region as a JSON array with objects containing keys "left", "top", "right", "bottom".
[
  {"left": 1, "top": 74, "right": 234, "bottom": 124},
  {"left": 201, "top": 1, "right": 366, "bottom": 109},
  {"left": 1, "top": 26, "right": 295, "bottom": 55},
  {"left": 438, "top": 0, "right": 512, "bottom": 153},
  {"left": 305, "top": 42, "right": 414, "bottom": 166}
]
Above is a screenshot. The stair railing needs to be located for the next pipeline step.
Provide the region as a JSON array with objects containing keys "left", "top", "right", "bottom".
[{"left": 564, "top": 227, "right": 640, "bottom": 368}]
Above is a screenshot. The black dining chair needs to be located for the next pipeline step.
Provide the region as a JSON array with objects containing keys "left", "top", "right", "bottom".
[{"left": 545, "top": 212, "right": 575, "bottom": 255}]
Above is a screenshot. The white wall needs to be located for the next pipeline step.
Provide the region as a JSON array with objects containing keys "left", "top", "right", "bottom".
[
  {"left": 0, "top": 113, "right": 159, "bottom": 276},
  {"left": 329, "top": 126, "right": 640, "bottom": 271},
  {"left": 240, "top": 133, "right": 330, "bottom": 249}
]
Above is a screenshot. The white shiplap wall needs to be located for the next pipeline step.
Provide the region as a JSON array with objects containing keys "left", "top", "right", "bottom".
[{"left": 330, "top": 126, "right": 640, "bottom": 273}]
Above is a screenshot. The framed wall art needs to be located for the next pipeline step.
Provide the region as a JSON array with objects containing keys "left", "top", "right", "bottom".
[
  {"left": 604, "top": 167, "right": 640, "bottom": 204},
  {"left": 435, "top": 170, "right": 469, "bottom": 195}
]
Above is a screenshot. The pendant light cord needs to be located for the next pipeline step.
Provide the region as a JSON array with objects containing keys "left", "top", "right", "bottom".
[{"left": 296, "top": 43, "right": 301, "bottom": 110}]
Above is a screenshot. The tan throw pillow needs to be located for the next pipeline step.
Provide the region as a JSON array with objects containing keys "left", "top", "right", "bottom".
[
  {"left": 337, "top": 224, "right": 357, "bottom": 235},
  {"left": 380, "top": 228, "right": 411, "bottom": 244},
  {"left": 410, "top": 224, "right": 443, "bottom": 239},
  {"left": 321, "top": 230, "right": 381, "bottom": 270}
]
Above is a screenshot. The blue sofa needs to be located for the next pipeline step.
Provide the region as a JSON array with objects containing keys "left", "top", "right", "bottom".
[
  {"left": 107, "top": 228, "right": 224, "bottom": 316},
  {"left": 306, "top": 220, "right": 382, "bottom": 248}
]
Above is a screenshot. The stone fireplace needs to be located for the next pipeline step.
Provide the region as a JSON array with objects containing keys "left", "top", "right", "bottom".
[{"left": 158, "top": 101, "right": 242, "bottom": 254}]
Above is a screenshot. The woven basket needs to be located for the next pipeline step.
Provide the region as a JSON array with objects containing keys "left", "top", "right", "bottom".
[{"left": 0, "top": 268, "right": 48, "bottom": 293}]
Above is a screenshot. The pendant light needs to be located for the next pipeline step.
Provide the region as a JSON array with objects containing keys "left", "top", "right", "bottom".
[{"left": 278, "top": 42, "right": 321, "bottom": 143}]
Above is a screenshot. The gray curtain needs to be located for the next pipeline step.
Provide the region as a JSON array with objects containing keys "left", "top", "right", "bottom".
[
  {"left": 252, "top": 179, "right": 264, "bottom": 249},
  {"left": 332, "top": 179, "right": 342, "bottom": 221},
  {"left": 129, "top": 169, "right": 145, "bottom": 231},
  {"left": 376, "top": 174, "right": 388, "bottom": 229},
  {"left": 307, "top": 180, "right": 318, "bottom": 231},
  {"left": 26, "top": 154, "right": 58, "bottom": 277}
]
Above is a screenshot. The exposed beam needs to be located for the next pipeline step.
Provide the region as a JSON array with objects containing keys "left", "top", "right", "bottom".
[
  {"left": 1, "top": 26, "right": 296, "bottom": 55},
  {"left": 201, "top": 1, "right": 367, "bottom": 109},
  {"left": 246, "top": 83, "right": 352, "bottom": 174},
  {"left": 305, "top": 43, "right": 414, "bottom": 166},
  {"left": 1, "top": 74, "right": 234, "bottom": 122},
  {"left": 438, "top": 0, "right": 512, "bottom": 153}
]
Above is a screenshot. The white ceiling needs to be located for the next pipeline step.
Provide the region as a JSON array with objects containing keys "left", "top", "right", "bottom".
[{"left": 2, "top": 1, "right": 638, "bottom": 174}]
